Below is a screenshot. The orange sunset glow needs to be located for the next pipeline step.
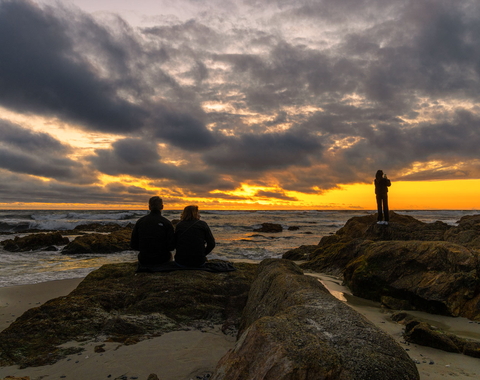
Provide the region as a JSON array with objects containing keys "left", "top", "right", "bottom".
[{"left": 0, "top": 1, "right": 479, "bottom": 211}]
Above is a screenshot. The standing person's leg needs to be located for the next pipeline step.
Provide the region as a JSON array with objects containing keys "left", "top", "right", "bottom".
[
  {"left": 383, "top": 194, "right": 389, "bottom": 222},
  {"left": 376, "top": 195, "right": 383, "bottom": 221}
]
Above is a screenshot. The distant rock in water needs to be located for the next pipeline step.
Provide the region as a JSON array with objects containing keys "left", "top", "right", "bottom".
[
  {"left": 253, "top": 223, "right": 283, "bottom": 233},
  {"left": 1, "top": 232, "right": 69, "bottom": 252},
  {"left": 62, "top": 227, "right": 132, "bottom": 254},
  {"left": 299, "top": 211, "right": 480, "bottom": 321}
]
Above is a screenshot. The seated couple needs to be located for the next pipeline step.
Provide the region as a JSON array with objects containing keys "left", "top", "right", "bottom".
[{"left": 130, "top": 196, "right": 215, "bottom": 269}]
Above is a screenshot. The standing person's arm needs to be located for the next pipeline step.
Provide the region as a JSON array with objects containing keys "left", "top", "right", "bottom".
[{"left": 204, "top": 223, "right": 215, "bottom": 255}]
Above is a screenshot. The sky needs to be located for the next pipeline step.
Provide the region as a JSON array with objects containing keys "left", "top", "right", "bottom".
[{"left": 0, "top": 0, "right": 480, "bottom": 210}]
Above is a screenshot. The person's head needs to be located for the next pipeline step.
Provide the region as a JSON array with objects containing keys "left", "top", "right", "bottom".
[
  {"left": 148, "top": 196, "right": 164, "bottom": 212},
  {"left": 375, "top": 170, "right": 384, "bottom": 180},
  {"left": 180, "top": 205, "right": 200, "bottom": 221}
]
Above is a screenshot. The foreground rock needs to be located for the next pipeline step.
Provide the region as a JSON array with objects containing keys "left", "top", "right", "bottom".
[
  {"left": 301, "top": 212, "right": 480, "bottom": 320},
  {"left": 212, "top": 259, "right": 419, "bottom": 380},
  {"left": 1, "top": 232, "right": 70, "bottom": 252},
  {"left": 0, "top": 261, "right": 256, "bottom": 368},
  {"left": 62, "top": 227, "right": 133, "bottom": 254}
]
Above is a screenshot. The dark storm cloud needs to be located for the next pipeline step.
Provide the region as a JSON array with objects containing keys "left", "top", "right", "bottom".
[
  {"left": 0, "top": 119, "right": 95, "bottom": 183},
  {"left": 0, "top": 170, "right": 151, "bottom": 205},
  {"left": 0, "top": 119, "right": 70, "bottom": 154},
  {"left": 203, "top": 132, "right": 322, "bottom": 172},
  {"left": 0, "top": 0, "right": 147, "bottom": 133},
  {"left": 89, "top": 138, "right": 214, "bottom": 185}
]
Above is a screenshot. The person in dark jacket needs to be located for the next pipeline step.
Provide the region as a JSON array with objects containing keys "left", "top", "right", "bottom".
[
  {"left": 374, "top": 170, "right": 391, "bottom": 225},
  {"left": 131, "top": 196, "right": 175, "bottom": 267},
  {"left": 174, "top": 205, "right": 215, "bottom": 267}
]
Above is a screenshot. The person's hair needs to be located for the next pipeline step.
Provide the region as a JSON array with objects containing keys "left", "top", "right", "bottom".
[
  {"left": 149, "top": 196, "right": 163, "bottom": 211},
  {"left": 375, "top": 170, "right": 384, "bottom": 180},
  {"left": 180, "top": 205, "right": 200, "bottom": 221}
]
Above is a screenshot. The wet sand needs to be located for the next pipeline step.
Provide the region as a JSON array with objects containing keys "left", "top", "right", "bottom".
[{"left": 0, "top": 274, "right": 479, "bottom": 380}]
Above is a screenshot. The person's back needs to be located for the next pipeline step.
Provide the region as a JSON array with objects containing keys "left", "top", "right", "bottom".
[
  {"left": 175, "top": 205, "right": 215, "bottom": 267},
  {"left": 131, "top": 196, "right": 175, "bottom": 266}
]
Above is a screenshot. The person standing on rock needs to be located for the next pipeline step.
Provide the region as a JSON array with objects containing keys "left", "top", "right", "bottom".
[
  {"left": 174, "top": 205, "right": 215, "bottom": 267},
  {"left": 374, "top": 170, "right": 391, "bottom": 225},
  {"left": 131, "top": 196, "right": 175, "bottom": 268}
]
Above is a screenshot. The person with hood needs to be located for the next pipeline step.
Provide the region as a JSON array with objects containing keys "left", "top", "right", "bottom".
[
  {"left": 374, "top": 170, "right": 391, "bottom": 225},
  {"left": 174, "top": 205, "right": 215, "bottom": 267},
  {"left": 131, "top": 196, "right": 175, "bottom": 268}
]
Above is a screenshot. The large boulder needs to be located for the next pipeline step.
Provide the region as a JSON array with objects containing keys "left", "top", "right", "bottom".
[
  {"left": 301, "top": 213, "right": 480, "bottom": 320},
  {"left": 62, "top": 228, "right": 132, "bottom": 254},
  {"left": 1, "top": 232, "right": 69, "bottom": 252},
  {"left": 343, "top": 240, "right": 480, "bottom": 319},
  {"left": 212, "top": 259, "right": 419, "bottom": 380},
  {"left": 0, "top": 261, "right": 257, "bottom": 368}
]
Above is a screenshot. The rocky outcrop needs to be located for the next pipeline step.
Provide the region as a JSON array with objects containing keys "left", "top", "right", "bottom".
[
  {"left": 0, "top": 261, "right": 257, "bottom": 368},
  {"left": 62, "top": 228, "right": 132, "bottom": 254},
  {"left": 301, "top": 213, "right": 480, "bottom": 320},
  {"left": 253, "top": 223, "right": 283, "bottom": 233},
  {"left": 1, "top": 232, "right": 69, "bottom": 252},
  {"left": 212, "top": 259, "right": 419, "bottom": 380}
]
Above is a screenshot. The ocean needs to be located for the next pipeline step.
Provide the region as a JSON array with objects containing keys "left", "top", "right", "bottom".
[{"left": 0, "top": 209, "right": 477, "bottom": 288}]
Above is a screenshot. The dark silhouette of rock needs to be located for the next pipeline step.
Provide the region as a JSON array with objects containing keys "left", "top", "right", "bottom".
[
  {"left": 253, "top": 223, "right": 283, "bottom": 233},
  {"left": 281, "top": 244, "right": 317, "bottom": 260},
  {"left": 212, "top": 259, "right": 419, "bottom": 380},
  {"left": 0, "top": 261, "right": 256, "bottom": 368},
  {"left": 287, "top": 226, "right": 299, "bottom": 231},
  {"left": 62, "top": 228, "right": 132, "bottom": 254},
  {"left": 301, "top": 212, "right": 480, "bottom": 320},
  {"left": 1, "top": 232, "right": 70, "bottom": 252}
]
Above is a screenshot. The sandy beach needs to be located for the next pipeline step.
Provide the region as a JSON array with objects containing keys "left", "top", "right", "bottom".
[{"left": 1, "top": 275, "right": 479, "bottom": 380}]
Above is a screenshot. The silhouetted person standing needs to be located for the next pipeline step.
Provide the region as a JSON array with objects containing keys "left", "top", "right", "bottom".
[
  {"left": 131, "top": 196, "right": 175, "bottom": 268},
  {"left": 374, "top": 170, "right": 391, "bottom": 225}
]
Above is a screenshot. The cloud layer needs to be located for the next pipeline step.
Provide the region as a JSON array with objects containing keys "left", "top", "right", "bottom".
[{"left": 0, "top": 0, "right": 479, "bottom": 206}]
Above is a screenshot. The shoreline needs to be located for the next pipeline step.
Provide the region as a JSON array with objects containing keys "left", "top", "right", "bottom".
[{"left": 1, "top": 274, "right": 479, "bottom": 379}]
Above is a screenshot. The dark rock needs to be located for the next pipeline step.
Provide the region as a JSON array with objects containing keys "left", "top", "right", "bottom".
[
  {"left": 212, "top": 259, "right": 419, "bottom": 380},
  {"left": 1, "top": 232, "right": 70, "bottom": 252},
  {"left": 62, "top": 228, "right": 132, "bottom": 254},
  {"left": 444, "top": 214, "right": 480, "bottom": 248},
  {"left": 287, "top": 226, "right": 300, "bottom": 231},
  {"left": 342, "top": 240, "right": 480, "bottom": 319},
  {"left": 281, "top": 244, "right": 318, "bottom": 260},
  {"left": 94, "top": 344, "right": 105, "bottom": 353},
  {"left": 405, "top": 321, "right": 460, "bottom": 353},
  {"left": 392, "top": 312, "right": 480, "bottom": 358},
  {"left": 253, "top": 223, "right": 283, "bottom": 233},
  {"left": 0, "top": 261, "right": 257, "bottom": 368},
  {"left": 147, "top": 375, "right": 160, "bottom": 380},
  {"left": 301, "top": 212, "right": 480, "bottom": 320}
]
